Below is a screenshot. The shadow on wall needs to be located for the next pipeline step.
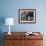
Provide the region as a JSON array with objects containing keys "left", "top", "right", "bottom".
[{"left": 0, "top": 16, "right": 5, "bottom": 46}]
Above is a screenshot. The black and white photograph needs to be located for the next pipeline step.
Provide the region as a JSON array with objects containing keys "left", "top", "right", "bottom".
[{"left": 18, "top": 9, "right": 36, "bottom": 23}]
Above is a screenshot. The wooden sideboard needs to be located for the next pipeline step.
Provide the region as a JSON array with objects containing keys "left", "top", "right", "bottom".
[{"left": 4, "top": 32, "right": 43, "bottom": 46}]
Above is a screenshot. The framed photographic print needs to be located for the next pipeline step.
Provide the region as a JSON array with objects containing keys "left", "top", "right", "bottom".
[{"left": 18, "top": 9, "right": 36, "bottom": 24}]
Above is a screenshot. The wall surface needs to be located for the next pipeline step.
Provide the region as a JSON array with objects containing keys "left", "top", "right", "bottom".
[
  {"left": 0, "top": 0, "right": 46, "bottom": 46},
  {"left": 0, "top": 0, "right": 46, "bottom": 32}
]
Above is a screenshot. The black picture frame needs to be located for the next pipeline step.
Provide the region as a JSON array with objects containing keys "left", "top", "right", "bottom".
[{"left": 18, "top": 9, "right": 36, "bottom": 24}]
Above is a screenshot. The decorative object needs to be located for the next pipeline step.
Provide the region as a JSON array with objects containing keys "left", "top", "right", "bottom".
[
  {"left": 5, "top": 18, "right": 14, "bottom": 35},
  {"left": 18, "top": 9, "right": 36, "bottom": 24},
  {"left": 25, "top": 32, "right": 38, "bottom": 35}
]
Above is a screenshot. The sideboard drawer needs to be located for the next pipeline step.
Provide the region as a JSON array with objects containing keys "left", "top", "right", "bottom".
[
  {"left": 4, "top": 35, "right": 24, "bottom": 40},
  {"left": 25, "top": 35, "right": 43, "bottom": 40},
  {"left": 4, "top": 40, "right": 16, "bottom": 46},
  {"left": 24, "top": 40, "right": 43, "bottom": 46},
  {"left": 4, "top": 40, "right": 24, "bottom": 46}
]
